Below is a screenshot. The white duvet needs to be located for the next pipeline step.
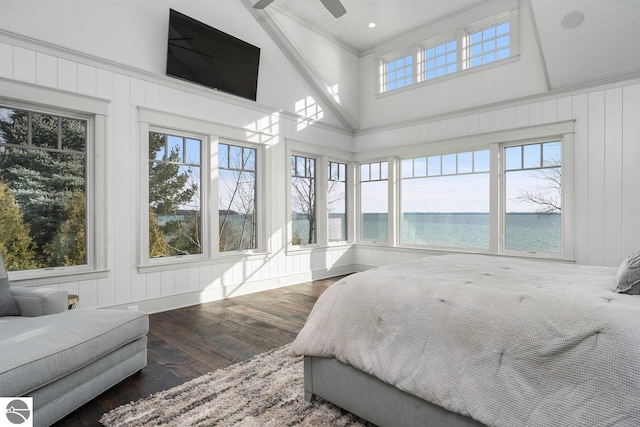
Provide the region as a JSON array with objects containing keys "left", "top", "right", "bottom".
[{"left": 290, "top": 254, "right": 640, "bottom": 426}]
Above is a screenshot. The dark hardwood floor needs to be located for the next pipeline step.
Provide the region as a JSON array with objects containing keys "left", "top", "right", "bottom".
[{"left": 54, "top": 275, "right": 344, "bottom": 427}]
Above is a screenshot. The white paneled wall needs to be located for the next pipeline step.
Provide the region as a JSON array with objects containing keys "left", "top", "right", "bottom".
[
  {"left": 1, "top": 35, "right": 354, "bottom": 312},
  {"left": 354, "top": 81, "right": 640, "bottom": 269}
]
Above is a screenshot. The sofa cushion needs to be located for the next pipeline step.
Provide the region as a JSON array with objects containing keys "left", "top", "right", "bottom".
[
  {"left": 0, "top": 252, "right": 20, "bottom": 317},
  {"left": 0, "top": 309, "right": 148, "bottom": 397}
]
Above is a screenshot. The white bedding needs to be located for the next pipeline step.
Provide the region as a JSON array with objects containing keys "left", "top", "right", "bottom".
[{"left": 290, "top": 254, "right": 640, "bottom": 426}]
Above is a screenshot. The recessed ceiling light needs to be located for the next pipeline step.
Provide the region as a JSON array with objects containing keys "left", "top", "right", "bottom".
[
  {"left": 368, "top": 22, "right": 376, "bottom": 28},
  {"left": 561, "top": 11, "right": 585, "bottom": 30}
]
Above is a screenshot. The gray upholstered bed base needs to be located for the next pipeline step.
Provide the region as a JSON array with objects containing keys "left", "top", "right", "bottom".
[{"left": 304, "top": 356, "right": 485, "bottom": 427}]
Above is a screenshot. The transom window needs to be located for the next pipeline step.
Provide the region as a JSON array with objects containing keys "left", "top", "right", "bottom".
[
  {"left": 466, "top": 21, "right": 510, "bottom": 68},
  {"left": 377, "top": 11, "right": 516, "bottom": 94},
  {"left": 382, "top": 54, "right": 414, "bottom": 92},
  {"left": 422, "top": 40, "right": 457, "bottom": 80},
  {"left": 0, "top": 106, "right": 88, "bottom": 271}
]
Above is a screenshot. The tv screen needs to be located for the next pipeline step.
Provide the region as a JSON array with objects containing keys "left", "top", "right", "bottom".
[{"left": 166, "top": 9, "right": 260, "bottom": 101}]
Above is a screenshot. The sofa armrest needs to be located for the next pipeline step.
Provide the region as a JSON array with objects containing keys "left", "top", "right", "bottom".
[{"left": 10, "top": 286, "right": 68, "bottom": 317}]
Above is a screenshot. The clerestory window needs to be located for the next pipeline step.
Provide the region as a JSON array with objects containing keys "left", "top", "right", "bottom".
[{"left": 377, "top": 10, "right": 517, "bottom": 95}]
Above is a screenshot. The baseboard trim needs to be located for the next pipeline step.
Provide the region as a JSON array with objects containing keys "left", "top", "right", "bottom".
[{"left": 105, "top": 264, "right": 356, "bottom": 314}]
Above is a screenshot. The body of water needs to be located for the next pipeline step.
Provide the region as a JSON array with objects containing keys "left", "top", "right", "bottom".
[{"left": 362, "top": 212, "right": 561, "bottom": 253}]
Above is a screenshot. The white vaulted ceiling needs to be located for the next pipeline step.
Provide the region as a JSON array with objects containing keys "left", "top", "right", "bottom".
[
  {"left": 250, "top": 0, "right": 640, "bottom": 90},
  {"left": 530, "top": 0, "right": 640, "bottom": 89}
]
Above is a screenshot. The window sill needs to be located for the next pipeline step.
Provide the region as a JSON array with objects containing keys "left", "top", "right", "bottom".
[
  {"left": 138, "top": 251, "right": 271, "bottom": 274},
  {"left": 375, "top": 55, "right": 520, "bottom": 99},
  {"left": 9, "top": 268, "right": 110, "bottom": 287},
  {"left": 354, "top": 243, "right": 575, "bottom": 263},
  {"left": 286, "top": 243, "right": 353, "bottom": 255}
]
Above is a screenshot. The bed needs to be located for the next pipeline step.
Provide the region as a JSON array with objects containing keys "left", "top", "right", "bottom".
[{"left": 290, "top": 253, "right": 640, "bottom": 427}]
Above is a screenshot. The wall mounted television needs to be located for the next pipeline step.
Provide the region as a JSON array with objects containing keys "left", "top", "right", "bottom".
[{"left": 166, "top": 9, "right": 260, "bottom": 101}]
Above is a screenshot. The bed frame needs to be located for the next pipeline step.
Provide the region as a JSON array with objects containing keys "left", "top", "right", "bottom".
[{"left": 304, "top": 356, "right": 485, "bottom": 427}]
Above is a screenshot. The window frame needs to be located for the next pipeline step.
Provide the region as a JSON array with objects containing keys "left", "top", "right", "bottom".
[
  {"left": 498, "top": 138, "right": 567, "bottom": 257},
  {"left": 146, "top": 128, "right": 207, "bottom": 262},
  {"left": 289, "top": 153, "right": 319, "bottom": 248},
  {"left": 375, "top": 9, "right": 519, "bottom": 96},
  {"left": 327, "top": 160, "right": 348, "bottom": 243},
  {"left": 286, "top": 140, "right": 354, "bottom": 252},
  {"left": 0, "top": 87, "right": 108, "bottom": 285},
  {"left": 398, "top": 149, "right": 491, "bottom": 251},
  {"left": 218, "top": 141, "right": 259, "bottom": 253},
  {"left": 357, "top": 159, "right": 393, "bottom": 245},
  {"left": 355, "top": 121, "right": 574, "bottom": 261},
  {"left": 377, "top": 47, "right": 419, "bottom": 94},
  {"left": 138, "top": 108, "right": 265, "bottom": 272}
]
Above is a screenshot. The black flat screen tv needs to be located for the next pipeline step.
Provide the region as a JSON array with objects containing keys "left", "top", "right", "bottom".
[{"left": 166, "top": 9, "right": 260, "bottom": 101}]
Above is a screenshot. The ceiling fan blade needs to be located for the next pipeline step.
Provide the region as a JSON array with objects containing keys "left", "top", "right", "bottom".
[
  {"left": 319, "top": 0, "right": 346, "bottom": 18},
  {"left": 253, "top": 0, "right": 275, "bottom": 10}
]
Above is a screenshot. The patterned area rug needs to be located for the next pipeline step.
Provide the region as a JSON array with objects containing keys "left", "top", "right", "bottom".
[{"left": 100, "top": 345, "right": 372, "bottom": 426}]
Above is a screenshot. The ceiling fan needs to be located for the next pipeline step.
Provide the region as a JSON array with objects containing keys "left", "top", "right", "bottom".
[{"left": 253, "top": 0, "right": 347, "bottom": 18}]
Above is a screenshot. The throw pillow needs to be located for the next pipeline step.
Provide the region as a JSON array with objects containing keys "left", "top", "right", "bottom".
[
  {"left": 0, "top": 252, "right": 20, "bottom": 316},
  {"left": 616, "top": 248, "right": 640, "bottom": 295}
]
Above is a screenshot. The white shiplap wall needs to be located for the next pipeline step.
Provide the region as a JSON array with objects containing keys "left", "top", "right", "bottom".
[
  {"left": 354, "top": 80, "right": 640, "bottom": 269},
  {"left": 0, "top": 34, "right": 355, "bottom": 312}
]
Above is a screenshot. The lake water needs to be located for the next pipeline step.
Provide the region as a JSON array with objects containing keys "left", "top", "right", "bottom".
[
  {"left": 294, "top": 212, "right": 561, "bottom": 253},
  {"left": 359, "top": 213, "right": 561, "bottom": 253}
]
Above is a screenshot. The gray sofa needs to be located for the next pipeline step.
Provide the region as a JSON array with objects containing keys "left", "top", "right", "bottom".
[{"left": 0, "top": 286, "right": 149, "bottom": 427}]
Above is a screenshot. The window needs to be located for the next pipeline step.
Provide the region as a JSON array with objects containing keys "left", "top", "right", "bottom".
[
  {"left": 360, "top": 161, "right": 388, "bottom": 242},
  {"left": 465, "top": 21, "right": 510, "bottom": 68},
  {"left": 0, "top": 106, "right": 88, "bottom": 271},
  {"left": 382, "top": 54, "right": 414, "bottom": 92},
  {"left": 400, "top": 150, "right": 490, "bottom": 248},
  {"left": 148, "top": 131, "right": 202, "bottom": 258},
  {"left": 328, "top": 161, "right": 347, "bottom": 242},
  {"left": 291, "top": 155, "right": 316, "bottom": 245},
  {"left": 219, "top": 143, "right": 257, "bottom": 252},
  {"left": 377, "top": 11, "right": 516, "bottom": 94},
  {"left": 422, "top": 40, "right": 457, "bottom": 80},
  {"left": 504, "top": 141, "right": 562, "bottom": 254}
]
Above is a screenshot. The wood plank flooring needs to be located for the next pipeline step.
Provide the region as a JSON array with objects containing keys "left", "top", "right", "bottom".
[{"left": 54, "top": 275, "right": 344, "bottom": 427}]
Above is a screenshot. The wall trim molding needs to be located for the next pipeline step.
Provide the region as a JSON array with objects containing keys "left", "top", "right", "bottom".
[
  {"left": 0, "top": 29, "right": 352, "bottom": 137},
  {"left": 356, "top": 74, "right": 640, "bottom": 137},
  {"left": 104, "top": 264, "right": 356, "bottom": 314}
]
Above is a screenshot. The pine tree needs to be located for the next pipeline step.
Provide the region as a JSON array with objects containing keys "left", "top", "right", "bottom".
[
  {"left": 44, "top": 191, "right": 86, "bottom": 266},
  {"left": 0, "top": 109, "right": 86, "bottom": 267},
  {"left": 148, "top": 132, "right": 201, "bottom": 257},
  {"left": 0, "top": 181, "right": 38, "bottom": 270}
]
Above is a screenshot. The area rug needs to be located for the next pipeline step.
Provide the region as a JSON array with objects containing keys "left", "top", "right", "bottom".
[{"left": 100, "top": 344, "right": 372, "bottom": 426}]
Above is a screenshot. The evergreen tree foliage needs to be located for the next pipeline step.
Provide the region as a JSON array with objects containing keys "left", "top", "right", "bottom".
[
  {"left": 0, "top": 181, "right": 38, "bottom": 270},
  {"left": 0, "top": 108, "right": 86, "bottom": 268},
  {"left": 44, "top": 191, "right": 86, "bottom": 266},
  {"left": 148, "top": 132, "right": 201, "bottom": 257}
]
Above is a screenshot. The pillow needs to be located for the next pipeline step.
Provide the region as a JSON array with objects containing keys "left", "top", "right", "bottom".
[
  {"left": 616, "top": 248, "right": 640, "bottom": 294},
  {"left": 0, "top": 252, "right": 21, "bottom": 316}
]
